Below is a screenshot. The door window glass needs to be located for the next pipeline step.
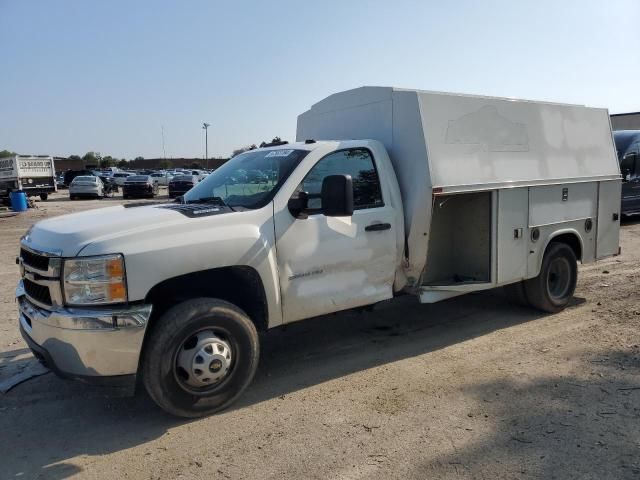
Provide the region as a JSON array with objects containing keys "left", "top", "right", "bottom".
[
  {"left": 299, "top": 148, "right": 383, "bottom": 211},
  {"left": 633, "top": 144, "right": 640, "bottom": 177},
  {"left": 621, "top": 144, "right": 639, "bottom": 178}
]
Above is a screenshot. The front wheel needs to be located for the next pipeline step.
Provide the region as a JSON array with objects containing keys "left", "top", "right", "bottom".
[
  {"left": 524, "top": 242, "right": 577, "bottom": 313},
  {"left": 39, "top": 193, "right": 48, "bottom": 201},
  {"left": 142, "top": 298, "right": 260, "bottom": 418}
]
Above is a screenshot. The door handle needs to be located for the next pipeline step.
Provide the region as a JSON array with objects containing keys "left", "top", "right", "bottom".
[{"left": 365, "top": 222, "right": 391, "bottom": 232}]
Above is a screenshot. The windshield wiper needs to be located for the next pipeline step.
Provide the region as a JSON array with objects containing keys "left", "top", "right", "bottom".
[{"left": 186, "top": 196, "right": 235, "bottom": 211}]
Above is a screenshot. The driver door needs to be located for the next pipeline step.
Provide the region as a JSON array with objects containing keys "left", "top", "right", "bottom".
[
  {"left": 274, "top": 148, "right": 397, "bottom": 324},
  {"left": 621, "top": 145, "right": 640, "bottom": 214}
]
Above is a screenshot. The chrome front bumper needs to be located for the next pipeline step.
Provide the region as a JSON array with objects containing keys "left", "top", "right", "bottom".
[{"left": 17, "top": 281, "right": 152, "bottom": 379}]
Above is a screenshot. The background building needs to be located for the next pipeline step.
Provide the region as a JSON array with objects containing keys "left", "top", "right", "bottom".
[{"left": 611, "top": 112, "right": 640, "bottom": 131}]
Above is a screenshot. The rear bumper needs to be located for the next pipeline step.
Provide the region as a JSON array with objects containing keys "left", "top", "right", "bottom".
[
  {"left": 70, "top": 188, "right": 101, "bottom": 197},
  {"left": 123, "top": 186, "right": 154, "bottom": 197},
  {"left": 21, "top": 186, "right": 57, "bottom": 195},
  {"left": 168, "top": 188, "right": 191, "bottom": 196},
  {"left": 16, "top": 282, "right": 152, "bottom": 390}
]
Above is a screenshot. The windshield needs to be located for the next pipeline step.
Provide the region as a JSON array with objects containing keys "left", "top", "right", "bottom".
[
  {"left": 73, "top": 176, "right": 96, "bottom": 182},
  {"left": 613, "top": 131, "right": 640, "bottom": 161},
  {"left": 183, "top": 148, "right": 309, "bottom": 209}
]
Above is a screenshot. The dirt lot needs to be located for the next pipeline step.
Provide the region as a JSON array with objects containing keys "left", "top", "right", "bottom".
[{"left": 1, "top": 191, "right": 639, "bottom": 480}]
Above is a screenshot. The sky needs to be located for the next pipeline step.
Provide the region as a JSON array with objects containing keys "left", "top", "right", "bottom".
[{"left": 1, "top": 0, "right": 639, "bottom": 160}]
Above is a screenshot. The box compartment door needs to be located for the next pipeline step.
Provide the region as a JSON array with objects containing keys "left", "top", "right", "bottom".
[
  {"left": 497, "top": 188, "right": 528, "bottom": 284},
  {"left": 596, "top": 180, "right": 622, "bottom": 259}
]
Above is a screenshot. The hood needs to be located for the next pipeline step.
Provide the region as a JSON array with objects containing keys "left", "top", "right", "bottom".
[{"left": 22, "top": 202, "right": 233, "bottom": 257}]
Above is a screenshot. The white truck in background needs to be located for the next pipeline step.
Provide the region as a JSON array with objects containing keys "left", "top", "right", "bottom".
[
  {"left": 0, "top": 155, "right": 57, "bottom": 201},
  {"left": 16, "top": 87, "right": 621, "bottom": 417}
]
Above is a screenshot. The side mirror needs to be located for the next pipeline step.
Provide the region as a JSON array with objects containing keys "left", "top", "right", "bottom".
[
  {"left": 621, "top": 152, "right": 637, "bottom": 181},
  {"left": 288, "top": 191, "right": 309, "bottom": 219},
  {"left": 321, "top": 175, "right": 354, "bottom": 217}
]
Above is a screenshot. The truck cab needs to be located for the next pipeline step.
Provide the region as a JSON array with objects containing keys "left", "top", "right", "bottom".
[
  {"left": 613, "top": 130, "right": 640, "bottom": 216},
  {"left": 16, "top": 87, "right": 621, "bottom": 417}
]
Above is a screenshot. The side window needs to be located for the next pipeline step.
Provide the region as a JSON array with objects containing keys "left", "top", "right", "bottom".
[
  {"left": 299, "top": 148, "right": 384, "bottom": 211},
  {"left": 633, "top": 144, "right": 640, "bottom": 177},
  {"left": 621, "top": 143, "right": 640, "bottom": 178}
]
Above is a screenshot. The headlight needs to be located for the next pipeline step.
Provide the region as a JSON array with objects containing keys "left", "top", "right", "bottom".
[{"left": 63, "top": 254, "right": 127, "bottom": 305}]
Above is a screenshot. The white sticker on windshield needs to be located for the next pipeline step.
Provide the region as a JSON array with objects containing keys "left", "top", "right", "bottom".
[{"left": 265, "top": 149, "right": 294, "bottom": 157}]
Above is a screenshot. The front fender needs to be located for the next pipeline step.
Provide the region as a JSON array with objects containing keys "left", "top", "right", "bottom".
[{"left": 79, "top": 206, "right": 283, "bottom": 327}]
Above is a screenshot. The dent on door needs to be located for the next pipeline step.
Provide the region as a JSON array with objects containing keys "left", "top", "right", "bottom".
[{"left": 276, "top": 211, "right": 396, "bottom": 323}]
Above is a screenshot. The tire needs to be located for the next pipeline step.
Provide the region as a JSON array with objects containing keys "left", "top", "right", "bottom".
[
  {"left": 523, "top": 242, "right": 577, "bottom": 313},
  {"left": 123, "top": 194, "right": 128, "bottom": 199},
  {"left": 504, "top": 281, "right": 529, "bottom": 307},
  {"left": 39, "top": 193, "right": 48, "bottom": 201},
  {"left": 70, "top": 195, "right": 76, "bottom": 200},
  {"left": 142, "top": 298, "right": 260, "bottom": 418}
]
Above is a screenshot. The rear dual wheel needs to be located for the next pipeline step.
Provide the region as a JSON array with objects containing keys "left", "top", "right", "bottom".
[
  {"left": 505, "top": 242, "right": 577, "bottom": 313},
  {"left": 142, "top": 298, "right": 259, "bottom": 418}
]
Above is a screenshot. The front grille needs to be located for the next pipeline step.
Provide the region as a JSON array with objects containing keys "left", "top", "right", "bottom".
[
  {"left": 21, "top": 248, "right": 49, "bottom": 271},
  {"left": 23, "top": 278, "right": 52, "bottom": 306}
]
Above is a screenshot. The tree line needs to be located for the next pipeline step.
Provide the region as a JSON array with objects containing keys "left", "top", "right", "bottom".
[{"left": 3, "top": 136, "right": 286, "bottom": 169}]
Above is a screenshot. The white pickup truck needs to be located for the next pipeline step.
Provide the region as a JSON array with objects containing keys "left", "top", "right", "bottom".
[{"left": 16, "top": 87, "right": 621, "bottom": 417}]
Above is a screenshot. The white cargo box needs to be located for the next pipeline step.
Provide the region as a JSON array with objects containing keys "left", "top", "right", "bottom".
[
  {"left": 297, "top": 87, "right": 621, "bottom": 288},
  {"left": 0, "top": 155, "right": 56, "bottom": 179}
]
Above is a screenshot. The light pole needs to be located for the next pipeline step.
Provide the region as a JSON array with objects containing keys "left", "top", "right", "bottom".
[{"left": 202, "top": 122, "right": 210, "bottom": 169}]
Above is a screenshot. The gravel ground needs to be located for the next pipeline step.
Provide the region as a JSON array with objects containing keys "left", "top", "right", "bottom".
[{"left": 1, "top": 191, "right": 639, "bottom": 480}]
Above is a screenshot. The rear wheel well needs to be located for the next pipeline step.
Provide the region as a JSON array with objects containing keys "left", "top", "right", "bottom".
[
  {"left": 144, "top": 266, "right": 268, "bottom": 332},
  {"left": 548, "top": 233, "right": 582, "bottom": 261}
]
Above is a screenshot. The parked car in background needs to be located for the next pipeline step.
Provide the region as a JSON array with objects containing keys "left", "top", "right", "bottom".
[
  {"left": 98, "top": 175, "right": 119, "bottom": 197},
  {"left": 168, "top": 174, "right": 198, "bottom": 198},
  {"left": 149, "top": 171, "right": 173, "bottom": 186},
  {"left": 69, "top": 175, "right": 104, "bottom": 199},
  {"left": 56, "top": 172, "right": 67, "bottom": 189},
  {"left": 122, "top": 175, "right": 159, "bottom": 199},
  {"left": 63, "top": 170, "right": 94, "bottom": 189},
  {"left": 613, "top": 130, "right": 640, "bottom": 216},
  {"left": 112, "top": 172, "right": 135, "bottom": 186},
  {"left": 180, "top": 169, "right": 206, "bottom": 181}
]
